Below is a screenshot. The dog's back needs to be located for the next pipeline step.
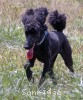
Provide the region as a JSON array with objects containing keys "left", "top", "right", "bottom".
[
  {"left": 48, "top": 10, "right": 74, "bottom": 73},
  {"left": 48, "top": 10, "right": 67, "bottom": 53}
]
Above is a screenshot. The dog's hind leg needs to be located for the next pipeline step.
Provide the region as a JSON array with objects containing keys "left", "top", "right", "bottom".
[
  {"left": 61, "top": 52, "right": 74, "bottom": 73},
  {"left": 24, "top": 58, "right": 35, "bottom": 82},
  {"left": 49, "top": 55, "right": 58, "bottom": 85},
  {"left": 60, "top": 40, "right": 74, "bottom": 73}
]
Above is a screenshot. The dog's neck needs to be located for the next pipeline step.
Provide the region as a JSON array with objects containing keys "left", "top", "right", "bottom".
[{"left": 37, "top": 31, "right": 48, "bottom": 45}]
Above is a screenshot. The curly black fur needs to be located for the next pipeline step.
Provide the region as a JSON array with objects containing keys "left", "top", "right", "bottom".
[
  {"left": 48, "top": 10, "right": 66, "bottom": 32},
  {"left": 22, "top": 7, "right": 49, "bottom": 84},
  {"left": 35, "top": 7, "right": 48, "bottom": 24},
  {"left": 22, "top": 7, "right": 48, "bottom": 33},
  {"left": 22, "top": 8, "right": 74, "bottom": 87},
  {"left": 22, "top": 9, "right": 35, "bottom": 28}
]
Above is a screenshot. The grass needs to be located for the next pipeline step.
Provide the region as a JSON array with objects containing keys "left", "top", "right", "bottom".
[{"left": 0, "top": 0, "right": 83, "bottom": 100}]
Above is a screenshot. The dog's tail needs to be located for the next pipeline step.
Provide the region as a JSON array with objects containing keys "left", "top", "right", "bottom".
[{"left": 48, "top": 10, "right": 66, "bottom": 32}]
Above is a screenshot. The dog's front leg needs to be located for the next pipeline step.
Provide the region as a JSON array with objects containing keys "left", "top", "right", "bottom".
[
  {"left": 38, "top": 40, "right": 51, "bottom": 87},
  {"left": 38, "top": 61, "right": 50, "bottom": 87},
  {"left": 24, "top": 58, "right": 35, "bottom": 82}
]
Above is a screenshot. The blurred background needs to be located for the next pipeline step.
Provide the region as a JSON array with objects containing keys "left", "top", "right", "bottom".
[{"left": 0, "top": 0, "right": 83, "bottom": 100}]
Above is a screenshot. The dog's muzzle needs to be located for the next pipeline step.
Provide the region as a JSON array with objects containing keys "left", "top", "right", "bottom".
[{"left": 26, "top": 44, "right": 35, "bottom": 60}]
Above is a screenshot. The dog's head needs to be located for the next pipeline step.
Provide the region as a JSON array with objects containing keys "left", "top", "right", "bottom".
[
  {"left": 24, "top": 21, "right": 42, "bottom": 49},
  {"left": 22, "top": 8, "right": 48, "bottom": 50}
]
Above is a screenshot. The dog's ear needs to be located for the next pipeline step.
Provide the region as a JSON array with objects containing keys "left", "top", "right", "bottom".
[
  {"left": 35, "top": 7, "right": 48, "bottom": 17},
  {"left": 54, "top": 10, "right": 58, "bottom": 16},
  {"left": 35, "top": 7, "right": 48, "bottom": 24},
  {"left": 22, "top": 9, "right": 34, "bottom": 25},
  {"left": 25, "top": 9, "right": 34, "bottom": 15},
  {"left": 42, "top": 7, "right": 48, "bottom": 17},
  {"left": 22, "top": 15, "right": 27, "bottom": 25}
]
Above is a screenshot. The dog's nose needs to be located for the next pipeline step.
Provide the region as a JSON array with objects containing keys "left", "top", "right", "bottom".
[
  {"left": 24, "top": 44, "right": 30, "bottom": 49},
  {"left": 24, "top": 43, "right": 33, "bottom": 50}
]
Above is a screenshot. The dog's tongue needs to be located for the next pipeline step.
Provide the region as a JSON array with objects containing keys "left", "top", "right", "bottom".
[{"left": 26, "top": 46, "right": 34, "bottom": 60}]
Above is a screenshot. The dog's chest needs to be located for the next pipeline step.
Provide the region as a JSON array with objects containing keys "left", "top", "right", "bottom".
[{"left": 34, "top": 46, "right": 47, "bottom": 63}]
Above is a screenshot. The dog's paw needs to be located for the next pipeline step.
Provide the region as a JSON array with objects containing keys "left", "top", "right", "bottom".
[
  {"left": 26, "top": 71, "right": 34, "bottom": 83},
  {"left": 27, "top": 71, "right": 34, "bottom": 83},
  {"left": 24, "top": 67, "right": 34, "bottom": 83},
  {"left": 51, "top": 78, "right": 57, "bottom": 85},
  {"left": 28, "top": 76, "right": 34, "bottom": 83},
  {"left": 38, "top": 77, "right": 45, "bottom": 88},
  {"left": 49, "top": 74, "right": 57, "bottom": 85},
  {"left": 48, "top": 72, "right": 57, "bottom": 85}
]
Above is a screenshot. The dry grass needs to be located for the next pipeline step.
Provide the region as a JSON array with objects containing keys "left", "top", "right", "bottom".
[
  {"left": 0, "top": 0, "right": 83, "bottom": 100},
  {"left": 0, "top": 0, "right": 83, "bottom": 33}
]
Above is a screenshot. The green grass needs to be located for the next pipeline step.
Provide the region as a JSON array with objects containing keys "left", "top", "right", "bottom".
[{"left": 0, "top": 0, "right": 83, "bottom": 100}]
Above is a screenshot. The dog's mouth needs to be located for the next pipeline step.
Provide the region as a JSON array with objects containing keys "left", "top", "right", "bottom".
[{"left": 26, "top": 45, "right": 35, "bottom": 60}]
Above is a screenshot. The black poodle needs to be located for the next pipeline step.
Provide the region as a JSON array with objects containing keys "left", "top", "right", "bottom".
[{"left": 22, "top": 8, "right": 74, "bottom": 87}]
